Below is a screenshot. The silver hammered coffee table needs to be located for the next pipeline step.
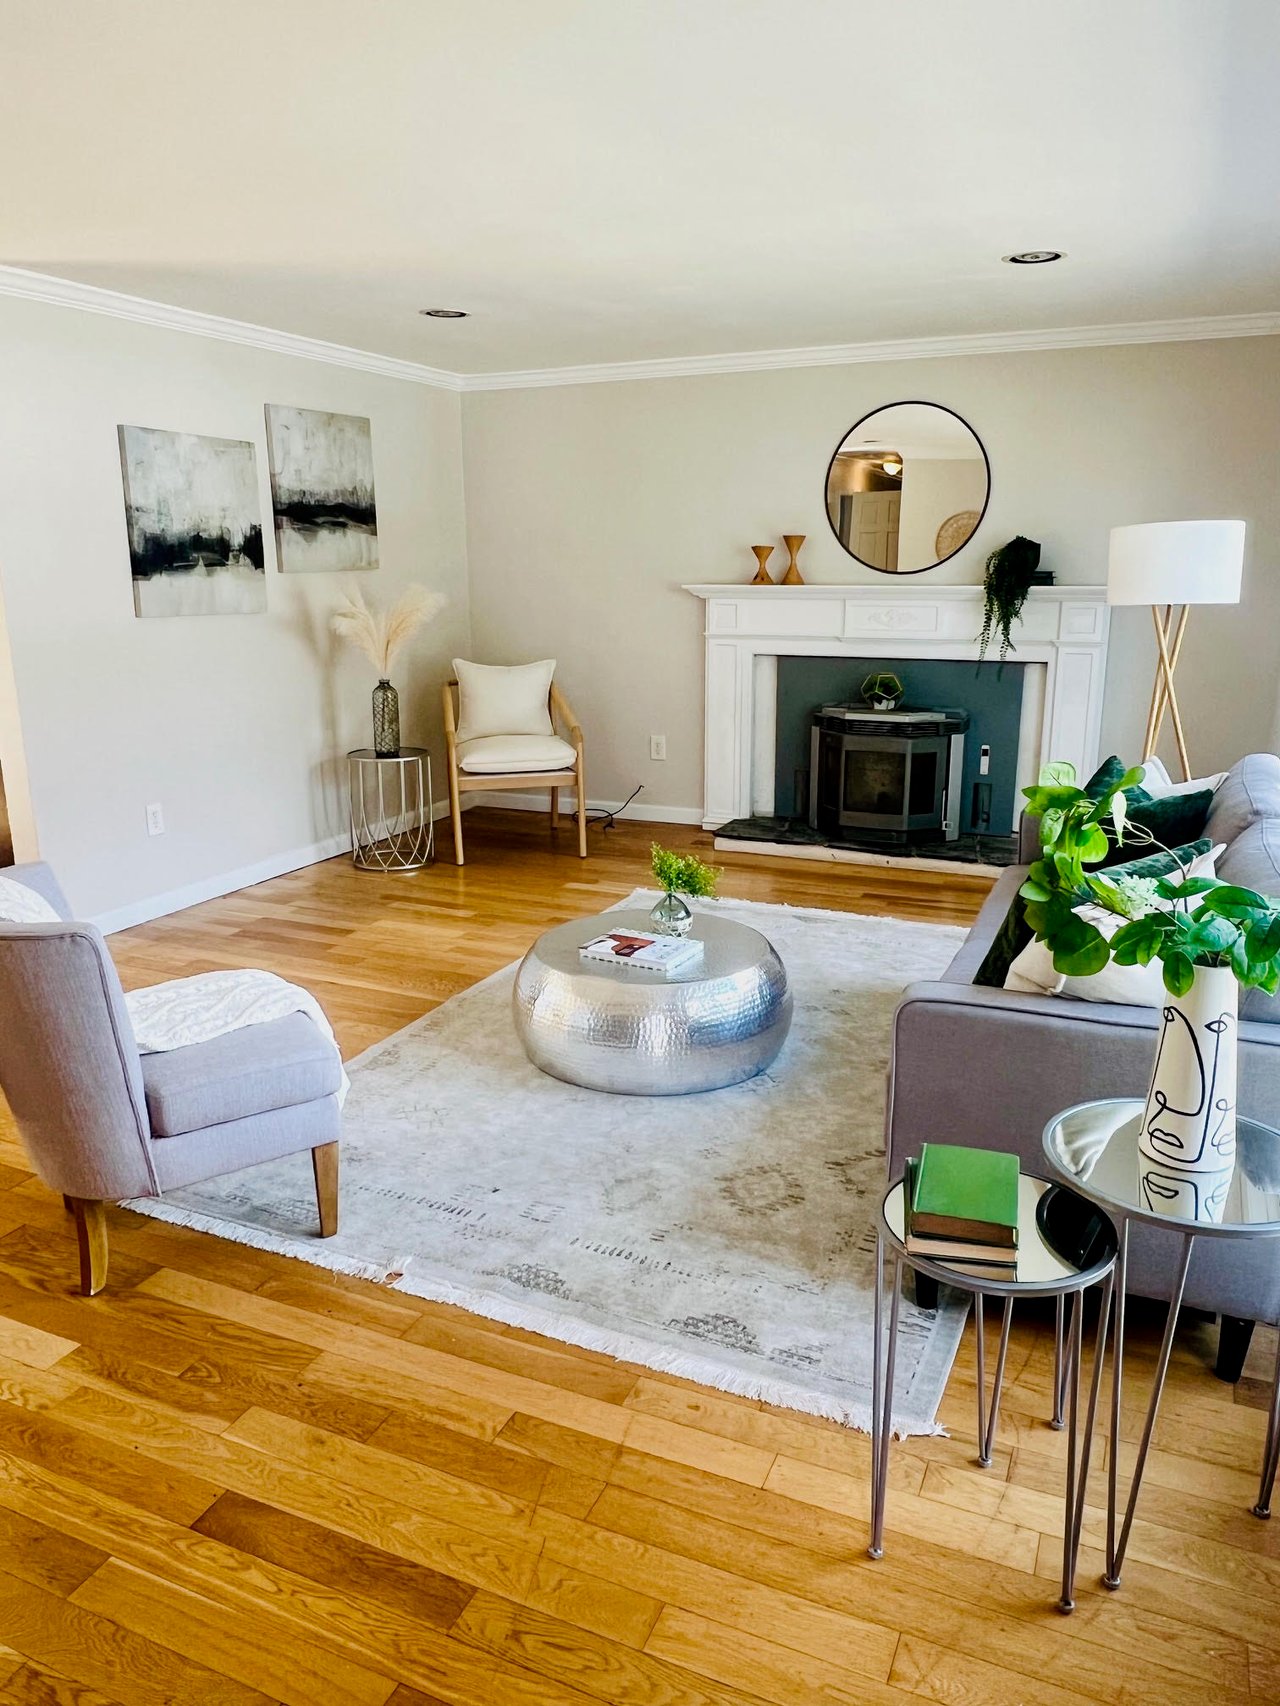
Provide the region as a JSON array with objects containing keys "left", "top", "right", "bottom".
[{"left": 512, "top": 908, "right": 792, "bottom": 1095}]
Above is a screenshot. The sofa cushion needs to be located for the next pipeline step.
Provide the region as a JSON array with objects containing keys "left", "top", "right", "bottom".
[
  {"left": 453, "top": 658, "right": 555, "bottom": 743},
  {"left": 1216, "top": 817, "right": 1280, "bottom": 1025},
  {"left": 456, "top": 734, "right": 577, "bottom": 775},
  {"left": 141, "top": 1011, "right": 343, "bottom": 1138},
  {"left": 1205, "top": 753, "right": 1280, "bottom": 846}
]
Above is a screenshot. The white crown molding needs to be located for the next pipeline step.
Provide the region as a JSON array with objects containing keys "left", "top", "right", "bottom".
[
  {"left": 4, "top": 264, "right": 1279, "bottom": 394},
  {"left": 0, "top": 265, "right": 465, "bottom": 391},
  {"left": 463, "top": 311, "right": 1280, "bottom": 391}
]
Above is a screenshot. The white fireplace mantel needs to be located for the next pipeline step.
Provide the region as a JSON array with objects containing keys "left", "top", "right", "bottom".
[{"left": 684, "top": 582, "right": 1110, "bottom": 830}]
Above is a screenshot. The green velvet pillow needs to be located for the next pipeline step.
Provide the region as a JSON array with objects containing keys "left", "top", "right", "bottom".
[
  {"left": 971, "top": 837, "right": 1214, "bottom": 989},
  {"left": 1103, "top": 793, "right": 1214, "bottom": 866},
  {"left": 1081, "top": 755, "right": 1212, "bottom": 867},
  {"left": 973, "top": 893, "right": 1030, "bottom": 988}
]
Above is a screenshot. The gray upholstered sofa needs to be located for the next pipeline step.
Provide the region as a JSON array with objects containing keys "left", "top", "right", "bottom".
[{"left": 886, "top": 753, "right": 1280, "bottom": 1378}]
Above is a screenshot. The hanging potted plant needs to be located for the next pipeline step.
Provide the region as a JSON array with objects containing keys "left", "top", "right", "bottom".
[
  {"left": 649, "top": 843, "right": 721, "bottom": 937},
  {"left": 977, "top": 536, "right": 1050, "bottom": 666},
  {"left": 1019, "top": 762, "right": 1280, "bottom": 1218}
]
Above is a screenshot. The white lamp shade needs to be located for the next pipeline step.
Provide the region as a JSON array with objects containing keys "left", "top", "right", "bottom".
[{"left": 1107, "top": 520, "right": 1245, "bottom": 606}]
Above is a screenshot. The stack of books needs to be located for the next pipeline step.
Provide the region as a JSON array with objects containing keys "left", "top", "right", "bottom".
[
  {"left": 579, "top": 930, "right": 704, "bottom": 976},
  {"left": 904, "top": 1144, "right": 1019, "bottom": 1270}
]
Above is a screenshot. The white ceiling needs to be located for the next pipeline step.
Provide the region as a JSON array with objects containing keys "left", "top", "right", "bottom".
[{"left": 4, "top": 0, "right": 1279, "bottom": 377}]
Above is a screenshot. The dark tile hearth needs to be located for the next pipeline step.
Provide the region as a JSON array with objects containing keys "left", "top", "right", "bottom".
[{"left": 716, "top": 816, "right": 1020, "bottom": 867}]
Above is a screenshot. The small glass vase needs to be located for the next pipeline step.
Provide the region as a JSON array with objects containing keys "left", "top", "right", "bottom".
[
  {"left": 649, "top": 891, "right": 693, "bottom": 937},
  {"left": 372, "top": 679, "right": 400, "bottom": 757}
]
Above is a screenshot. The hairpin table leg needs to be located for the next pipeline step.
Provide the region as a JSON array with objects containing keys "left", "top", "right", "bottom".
[
  {"left": 1105, "top": 1231, "right": 1194, "bottom": 1589},
  {"left": 869, "top": 1241, "right": 902, "bottom": 1560}
]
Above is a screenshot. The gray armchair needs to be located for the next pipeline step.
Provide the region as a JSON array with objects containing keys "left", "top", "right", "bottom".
[{"left": 0, "top": 863, "right": 341, "bottom": 1295}]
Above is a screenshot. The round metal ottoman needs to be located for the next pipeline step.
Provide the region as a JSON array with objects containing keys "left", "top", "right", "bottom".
[{"left": 513, "top": 908, "right": 792, "bottom": 1095}]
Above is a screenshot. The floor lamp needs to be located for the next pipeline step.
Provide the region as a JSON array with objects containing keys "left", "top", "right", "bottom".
[{"left": 1107, "top": 520, "right": 1245, "bottom": 781}]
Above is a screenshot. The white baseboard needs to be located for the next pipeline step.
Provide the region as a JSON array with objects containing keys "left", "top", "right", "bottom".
[
  {"left": 95, "top": 798, "right": 455, "bottom": 935},
  {"left": 467, "top": 791, "right": 703, "bottom": 826}
]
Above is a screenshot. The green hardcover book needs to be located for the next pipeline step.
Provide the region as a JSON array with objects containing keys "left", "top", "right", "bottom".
[{"left": 910, "top": 1144, "right": 1019, "bottom": 1249}]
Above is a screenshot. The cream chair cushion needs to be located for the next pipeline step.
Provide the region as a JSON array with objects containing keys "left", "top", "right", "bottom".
[
  {"left": 456, "top": 734, "right": 577, "bottom": 775},
  {"left": 453, "top": 658, "right": 555, "bottom": 742}
]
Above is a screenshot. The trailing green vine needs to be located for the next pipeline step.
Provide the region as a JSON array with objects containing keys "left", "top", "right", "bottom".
[{"left": 978, "top": 536, "right": 1043, "bottom": 666}]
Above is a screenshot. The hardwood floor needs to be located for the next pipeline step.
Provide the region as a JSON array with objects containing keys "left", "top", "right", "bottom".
[{"left": 0, "top": 808, "right": 1276, "bottom": 1704}]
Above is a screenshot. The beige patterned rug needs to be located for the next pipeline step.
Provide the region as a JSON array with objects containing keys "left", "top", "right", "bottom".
[{"left": 130, "top": 891, "right": 969, "bottom": 1434}]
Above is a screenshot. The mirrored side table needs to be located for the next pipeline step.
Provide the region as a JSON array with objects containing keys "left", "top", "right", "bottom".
[
  {"left": 347, "top": 748, "right": 434, "bottom": 872},
  {"left": 871, "top": 1171, "right": 1118, "bottom": 1612},
  {"left": 1043, "top": 1098, "right": 1280, "bottom": 1591}
]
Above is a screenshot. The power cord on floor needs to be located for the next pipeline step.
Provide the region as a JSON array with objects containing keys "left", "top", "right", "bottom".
[{"left": 586, "top": 783, "right": 644, "bottom": 832}]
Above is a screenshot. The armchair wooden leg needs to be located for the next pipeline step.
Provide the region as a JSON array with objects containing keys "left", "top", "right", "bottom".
[
  {"left": 448, "top": 765, "right": 465, "bottom": 866},
  {"left": 312, "top": 1142, "right": 339, "bottom": 1238},
  {"left": 576, "top": 760, "right": 588, "bottom": 858},
  {"left": 550, "top": 786, "right": 560, "bottom": 830},
  {"left": 69, "top": 1199, "right": 109, "bottom": 1296}
]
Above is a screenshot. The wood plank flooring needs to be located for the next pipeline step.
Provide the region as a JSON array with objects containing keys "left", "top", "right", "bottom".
[{"left": 0, "top": 808, "right": 1276, "bottom": 1703}]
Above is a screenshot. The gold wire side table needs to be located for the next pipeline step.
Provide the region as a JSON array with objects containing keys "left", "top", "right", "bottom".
[{"left": 347, "top": 748, "right": 434, "bottom": 872}]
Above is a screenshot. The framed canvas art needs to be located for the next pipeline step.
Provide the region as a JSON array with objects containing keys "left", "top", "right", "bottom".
[
  {"left": 265, "top": 405, "right": 379, "bottom": 572},
  {"left": 118, "top": 425, "right": 267, "bottom": 618}
]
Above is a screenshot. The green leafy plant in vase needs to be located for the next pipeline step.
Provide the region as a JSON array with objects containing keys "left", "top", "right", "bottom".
[
  {"left": 649, "top": 843, "right": 720, "bottom": 937},
  {"left": 1020, "top": 761, "right": 1280, "bottom": 1219}
]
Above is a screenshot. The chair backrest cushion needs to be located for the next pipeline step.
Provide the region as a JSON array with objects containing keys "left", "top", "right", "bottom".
[
  {"left": 452, "top": 658, "right": 555, "bottom": 742},
  {"left": 0, "top": 919, "right": 157, "bottom": 1200}
]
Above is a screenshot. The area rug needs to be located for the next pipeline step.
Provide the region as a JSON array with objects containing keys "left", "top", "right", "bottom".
[{"left": 129, "top": 891, "right": 970, "bottom": 1434}]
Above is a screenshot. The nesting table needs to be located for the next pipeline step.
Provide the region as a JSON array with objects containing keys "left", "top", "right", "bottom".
[
  {"left": 870, "top": 1170, "right": 1118, "bottom": 1612},
  {"left": 1043, "top": 1098, "right": 1280, "bottom": 1587}
]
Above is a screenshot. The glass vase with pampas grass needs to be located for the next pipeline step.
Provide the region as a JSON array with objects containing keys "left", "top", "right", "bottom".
[{"left": 332, "top": 584, "right": 447, "bottom": 755}]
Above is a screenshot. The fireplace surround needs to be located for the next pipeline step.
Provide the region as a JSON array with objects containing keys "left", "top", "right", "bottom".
[{"left": 684, "top": 582, "right": 1109, "bottom": 833}]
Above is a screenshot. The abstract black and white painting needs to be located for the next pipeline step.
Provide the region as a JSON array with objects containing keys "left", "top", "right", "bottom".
[
  {"left": 118, "top": 425, "right": 267, "bottom": 618},
  {"left": 265, "top": 405, "right": 378, "bottom": 573}
]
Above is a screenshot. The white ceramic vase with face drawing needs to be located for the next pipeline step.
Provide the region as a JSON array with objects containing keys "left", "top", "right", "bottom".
[{"left": 1137, "top": 965, "right": 1237, "bottom": 1223}]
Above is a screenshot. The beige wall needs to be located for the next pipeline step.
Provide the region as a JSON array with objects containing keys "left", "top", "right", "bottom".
[
  {"left": 0, "top": 296, "right": 470, "bottom": 925},
  {"left": 462, "top": 337, "right": 1280, "bottom": 815}
]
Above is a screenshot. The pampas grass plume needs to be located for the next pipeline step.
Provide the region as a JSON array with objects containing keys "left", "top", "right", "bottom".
[{"left": 332, "top": 583, "right": 446, "bottom": 677}]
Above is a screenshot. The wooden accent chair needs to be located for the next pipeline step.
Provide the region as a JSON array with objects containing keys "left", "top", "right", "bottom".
[
  {"left": 443, "top": 676, "right": 587, "bottom": 865},
  {"left": 0, "top": 862, "right": 341, "bottom": 1295}
]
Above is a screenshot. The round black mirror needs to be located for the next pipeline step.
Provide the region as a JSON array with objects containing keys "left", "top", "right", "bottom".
[{"left": 824, "top": 401, "right": 990, "bottom": 574}]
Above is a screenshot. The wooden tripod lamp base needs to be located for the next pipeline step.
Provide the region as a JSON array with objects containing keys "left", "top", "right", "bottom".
[{"left": 1108, "top": 521, "right": 1245, "bottom": 785}]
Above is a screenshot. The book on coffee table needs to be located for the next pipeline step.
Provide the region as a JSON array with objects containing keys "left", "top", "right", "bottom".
[
  {"left": 579, "top": 930, "right": 704, "bottom": 975},
  {"left": 904, "top": 1145, "right": 1020, "bottom": 1255}
]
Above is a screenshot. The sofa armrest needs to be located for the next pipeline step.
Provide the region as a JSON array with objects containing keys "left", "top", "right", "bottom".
[{"left": 887, "top": 979, "right": 1280, "bottom": 1176}]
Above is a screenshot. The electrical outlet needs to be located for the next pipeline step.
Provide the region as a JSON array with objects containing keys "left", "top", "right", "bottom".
[
  {"left": 650, "top": 734, "right": 667, "bottom": 761},
  {"left": 146, "top": 802, "right": 165, "bottom": 837}
]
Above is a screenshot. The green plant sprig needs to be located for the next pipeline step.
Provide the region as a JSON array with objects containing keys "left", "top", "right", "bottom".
[
  {"left": 1018, "top": 761, "right": 1280, "bottom": 997},
  {"left": 651, "top": 843, "right": 721, "bottom": 899}
]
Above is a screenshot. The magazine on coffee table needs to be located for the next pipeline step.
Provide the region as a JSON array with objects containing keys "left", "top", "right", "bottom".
[{"left": 579, "top": 929, "right": 704, "bottom": 975}]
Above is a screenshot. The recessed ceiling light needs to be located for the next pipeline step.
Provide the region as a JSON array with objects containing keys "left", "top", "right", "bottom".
[
  {"left": 419, "top": 308, "right": 468, "bottom": 318},
  {"left": 1002, "top": 250, "right": 1064, "bottom": 265}
]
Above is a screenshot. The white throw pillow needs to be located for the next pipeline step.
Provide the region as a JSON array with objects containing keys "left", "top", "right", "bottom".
[
  {"left": 0, "top": 875, "right": 61, "bottom": 924},
  {"left": 1138, "top": 757, "right": 1227, "bottom": 799},
  {"left": 1005, "top": 844, "right": 1223, "bottom": 1007},
  {"left": 453, "top": 658, "right": 555, "bottom": 743}
]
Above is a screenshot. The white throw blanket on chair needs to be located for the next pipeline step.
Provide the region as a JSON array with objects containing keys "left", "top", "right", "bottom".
[{"left": 124, "top": 969, "right": 349, "bottom": 1106}]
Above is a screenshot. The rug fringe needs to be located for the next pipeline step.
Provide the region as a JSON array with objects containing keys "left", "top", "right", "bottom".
[{"left": 125, "top": 1194, "right": 950, "bottom": 1438}]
